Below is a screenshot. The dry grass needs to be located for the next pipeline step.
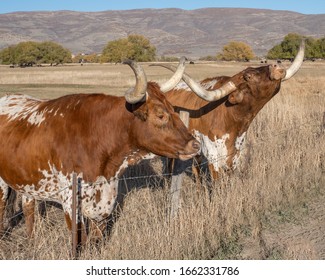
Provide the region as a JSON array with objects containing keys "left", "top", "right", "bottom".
[{"left": 0, "top": 61, "right": 324, "bottom": 260}]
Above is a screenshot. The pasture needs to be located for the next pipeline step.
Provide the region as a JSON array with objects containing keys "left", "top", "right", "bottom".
[{"left": 0, "top": 61, "right": 324, "bottom": 259}]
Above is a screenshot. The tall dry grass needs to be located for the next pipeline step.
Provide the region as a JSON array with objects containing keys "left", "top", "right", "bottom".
[{"left": 0, "top": 62, "right": 324, "bottom": 259}]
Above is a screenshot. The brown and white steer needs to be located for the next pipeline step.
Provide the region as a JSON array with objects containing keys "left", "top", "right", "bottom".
[
  {"left": 153, "top": 41, "right": 305, "bottom": 181},
  {"left": 0, "top": 60, "right": 201, "bottom": 241}
]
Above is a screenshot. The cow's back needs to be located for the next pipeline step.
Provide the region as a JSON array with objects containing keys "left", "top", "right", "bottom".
[{"left": 0, "top": 93, "right": 127, "bottom": 187}]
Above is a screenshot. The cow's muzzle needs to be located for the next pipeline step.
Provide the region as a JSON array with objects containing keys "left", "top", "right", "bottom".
[{"left": 178, "top": 139, "right": 201, "bottom": 161}]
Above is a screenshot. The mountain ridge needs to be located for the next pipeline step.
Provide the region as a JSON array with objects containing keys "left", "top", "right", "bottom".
[{"left": 0, "top": 8, "right": 324, "bottom": 58}]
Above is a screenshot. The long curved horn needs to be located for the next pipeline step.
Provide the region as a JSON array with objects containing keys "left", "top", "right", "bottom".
[
  {"left": 152, "top": 64, "right": 236, "bottom": 102},
  {"left": 123, "top": 59, "right": 147, "bottom": 104},
  {"left": 150, "top": 56, "right": 187, "bottom": 92},
  {"left": 283, "top": 40, "right": 305, "bottom": 81}
]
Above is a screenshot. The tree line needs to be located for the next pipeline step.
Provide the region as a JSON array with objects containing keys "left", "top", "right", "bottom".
[
  {"left": 0, "top": 33, "right": 324, "bottom": 65},
  {"left": 267, "top": 33, "right": 325, "bottom": 60},
  {"left": 0, "top": 41, "right": 72, "bottom": 66}
]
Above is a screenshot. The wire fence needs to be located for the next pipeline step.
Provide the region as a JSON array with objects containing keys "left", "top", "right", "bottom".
[{"left": 0, "top": 119, "right": 324, "bottom": 242}]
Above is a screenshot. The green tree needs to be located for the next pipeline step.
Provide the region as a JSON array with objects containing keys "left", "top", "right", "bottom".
[
  {"left": 127, "top": 34, "right": 156, "bottom": 61},
  {"left": 267, "top": 33, "right": 325, "bottom": 59},
  {"left": 14, "top": 41, "right": 41, "bottom": 66},
  {"left": 38, "top": 41, "right": 72, "bottom": 64},
  {"left": 217, "top": 41, "right": 255, "bottom": 61},
  {"left": 319, "top": 38, "right": 325, "bottom": 58},
  {"left": 101, "top": 34, "right": 156, "bottom": 63},
  {"left": 0, "top": 41, "right": 72, "bottom": 65},
  {"left": 101, "top": 38, "right": 134, "bottom": 63},
  {"left": 0, "top": 45, "right": 16, "bottom": 65}
]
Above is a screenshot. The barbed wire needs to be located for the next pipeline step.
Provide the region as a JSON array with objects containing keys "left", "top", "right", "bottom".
[{"left": 0, "top": 120, "right": 324, "bottom": 239}]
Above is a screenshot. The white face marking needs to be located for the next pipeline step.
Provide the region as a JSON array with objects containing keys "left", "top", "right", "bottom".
[{"left": 0, "top": 95, "right": 46, "bottom": 126}]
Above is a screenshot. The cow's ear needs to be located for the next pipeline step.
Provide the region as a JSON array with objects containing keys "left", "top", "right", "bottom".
[
  {"left": 126, "top": 101, "right": 148, "bottom": 121},
  {"left": 133, "top": 104, "right": 148, "bottom": 121},
  {"left": 228, "top": 90, "right": 244, "bottom": 104}
]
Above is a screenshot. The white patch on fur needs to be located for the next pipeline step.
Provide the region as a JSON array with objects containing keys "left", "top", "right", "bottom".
[
  {"left": 81, "top": 176, "right": 118, "bottom": 221},
  {"left": 0, "top": 95, "right": 46, "bottom": 126},
  {"left": 193, "top": 130, "right": 247, "bottom": 172},
  {"left": 13, "top": 149, "right": 154, "bottom": 224},
  {"left": 0, "top": 177, "right": 9, "bottom": 201},
  {"left": 193, "top": 130, "right": 229, "bottom": 172},
  {"left": 17, "top": 160, "right": 127, "bottom": 222},
  {"left": 141, "top": 153, "right": 156, "bottom": 160},
  {"left": 22, "top": 195, "right": 34, "bottom": 205},
  {"left": 232, "top": 132, "right": 246, "bottom": 169}
]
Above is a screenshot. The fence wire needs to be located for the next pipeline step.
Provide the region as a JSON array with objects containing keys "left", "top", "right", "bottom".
[{"left": 0, "top": 120, "right": 324, "bottom": 241}]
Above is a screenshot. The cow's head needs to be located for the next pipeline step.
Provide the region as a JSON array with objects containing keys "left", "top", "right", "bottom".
[
  {"left": 226, "top": 41, "right": 305, "bottom": 107},
  {"left": 154, "top": 41, "right": 304, "bottom": 115},
  {"left": 123, "top": 59, "right": 200, "bottom": 160}
]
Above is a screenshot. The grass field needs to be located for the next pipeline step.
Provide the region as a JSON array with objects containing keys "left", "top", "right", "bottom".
[{"left": 0, "top": 61, "right": 324, "bottom": 259}]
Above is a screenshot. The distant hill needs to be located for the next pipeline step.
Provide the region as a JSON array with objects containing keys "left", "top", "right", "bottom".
[{"left": 0, "top": 8, "right": 324, "bottom": 58}]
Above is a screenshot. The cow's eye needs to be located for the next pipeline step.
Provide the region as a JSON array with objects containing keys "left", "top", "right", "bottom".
[{"left": 158, "top": 113, "right": 165, "bottom": 119}]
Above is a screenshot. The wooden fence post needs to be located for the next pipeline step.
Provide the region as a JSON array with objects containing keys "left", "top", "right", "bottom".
[
  {"left": 170, "top": 111, "right": 190, "bottom": 218},
  {"left": 71, "top": 172, "right": 77, "bottom": 259}
]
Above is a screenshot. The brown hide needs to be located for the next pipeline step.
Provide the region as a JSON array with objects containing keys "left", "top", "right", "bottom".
[
  {"left": 165, "top": 64, "right": 286, "bottom": 179},
  {"left": 0, "top": 82, "right": 199, "bottom": 189},
  {"left": 0, "top": 81, "right": 200, "bottom": 241}
]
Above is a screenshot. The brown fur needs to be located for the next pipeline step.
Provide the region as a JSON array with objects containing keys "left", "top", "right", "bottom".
[
  {"left": 166, "top": 64, "right": 286, "bottom": 180},
  {"left": 0, "top": 82, "right": 200, "bottom": 242}
]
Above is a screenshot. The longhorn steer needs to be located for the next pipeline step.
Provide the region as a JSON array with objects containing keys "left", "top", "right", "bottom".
[
  {"left": 0, "top": 60, "right": 200, "bottom": 242},
  {"left": 153, "top": 41, "right": 305, "bottom": 182}
]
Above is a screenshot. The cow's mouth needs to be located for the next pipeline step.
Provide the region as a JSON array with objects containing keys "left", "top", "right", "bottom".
[{"left": 178, "top": 152, "right": 199, "bottom": 161}]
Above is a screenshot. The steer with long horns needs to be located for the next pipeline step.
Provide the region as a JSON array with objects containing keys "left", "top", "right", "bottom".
[
  {"left": 152, "top": 40, "right": 305, "bottom": 183},
  {"left": 0, "top": 59, "right": 202, "bottom": 243}
]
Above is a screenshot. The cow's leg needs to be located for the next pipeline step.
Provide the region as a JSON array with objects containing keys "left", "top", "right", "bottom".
[
  {"left": 22, "top": 196, "right": 35, "bottom": 238},
  {"left": 63, "top": 206, "right": 87, "bottom": 248},
  {"left": 0, "top": 183, "right": 9, "bottom": 235},
  {"left": 64, "top": 212, "right": 87, "bottom": 246},
  {"left": 82, "top": 177, "right": 119, "bottom": 241}
]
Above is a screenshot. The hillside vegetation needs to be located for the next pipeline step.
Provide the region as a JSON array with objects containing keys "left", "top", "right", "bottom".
[{"left": 0, "top": 8, "right": 324, "bottom": 57}]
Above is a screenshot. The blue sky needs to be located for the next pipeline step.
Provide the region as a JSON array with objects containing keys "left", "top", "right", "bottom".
[{"left": 0, "top": 0, "right": 324, "bottom": 14}]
